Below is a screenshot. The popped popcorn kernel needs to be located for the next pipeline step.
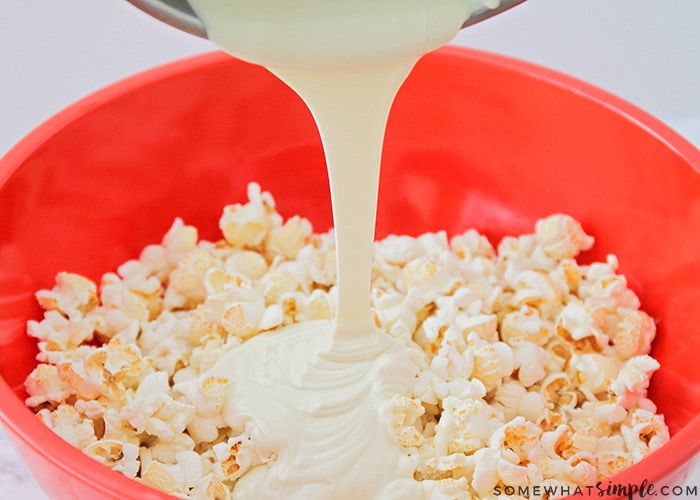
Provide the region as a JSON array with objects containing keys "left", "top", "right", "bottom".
[
  {"left": 36, "top": 404, "right": 96, "bottom": 449},
  {"left": 35, "top": 272, "right": 99, "bottom": 318},
  {"left": 25, "top": 364, "right": 71, "bottom": 407},
  {"left": 555, "top": 300, "right": 609, "bottom": 353},
  {"left": 163, "top": 218, "right": 199, "bottom": 266},
  {"left": 500, "top": 306, "right": 552, "bottom": 347},
  {"left": 467, "top": 333, "right": 514, "bottom": 391},
  {"left": 219, "top": 183, "right": 280, "bottom": 248},
  {"left": 610, "top": 355, "right": 659, "bottom": 409},
  {"left": 169, "top": 247, "right": 218, "bottom": 306},
  {"left": 622, "top": 408, "right": 670, "bottom": 460},
  {"left": 509, "top": 270, "right": 561, "bottom": 310},
  {"left": 535, "top": 214, "right": 594, "bottom": 260},
  {"left": 191, "top": 474, "right": 231, "bottom": 500},
  {"left": 225, "top": 250, "right": 269, "bottom": 280},
  {"left": 84, "top": 439, "right": 140, "bottom": 478},
  {"left": 24, "top": 186, "right": 668, "bottom": 499},
  {"left": 492, "top": 416, "right": 543, "bottom": 465},
  {"left": 212, "top": 430, "right": 267, "bottom": 482},
  {"left": 388, "top": 395, "right": 426, "bottom": 448},
  {"left": 435, "top": 396, "right": 504, "bottom": 455},
  {"left": 612, "top": 309, "right": 656, "bottom": 361},
  {"left": 27, "top": 310, "right": 97, "bottom": 357},
  {"left": 511, "top": 341, "right": 546, "bottom": 387},
  {"left": 265, "top": 215, "right": 312, "bottom": 260},
  {"left": 142, "top": 459, "right": 186, "bottom": 494}
]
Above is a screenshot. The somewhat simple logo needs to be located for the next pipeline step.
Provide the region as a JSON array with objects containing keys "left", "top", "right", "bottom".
[{"left": 493, "top": 479, "right": 698, "bottom": 499}]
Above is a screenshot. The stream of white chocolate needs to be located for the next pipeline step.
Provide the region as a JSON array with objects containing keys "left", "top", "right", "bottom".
[{"left": 185, "top": 1, "right": 500, "bottom": 497}]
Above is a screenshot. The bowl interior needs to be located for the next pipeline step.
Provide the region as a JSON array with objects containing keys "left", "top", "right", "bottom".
[{"left": 1, "top": 47, "right": 699, "bottom": 497}]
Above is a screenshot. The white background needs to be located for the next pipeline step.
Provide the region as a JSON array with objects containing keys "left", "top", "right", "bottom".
[
  {"left": 1, "top": 0, "right": 699, "bottom": 497},
  {"left": 3, "top": 0, "right": 700, "bottom": 157}
]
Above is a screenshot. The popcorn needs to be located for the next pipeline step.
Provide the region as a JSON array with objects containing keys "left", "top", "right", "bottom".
[
  {"left": 36, "top": 404, "right": 96, "bottom": 449},
  {"left": 220, "top": 289, "right": 268, "bottom": 338},
  {"left": 621, "top": 408, "right": 670, "bottom": 461},
  {"left": 512, "top": 341, "right": 547, "bottom": 387},
  {"left": 430, "top": 336, "right": 474, "bottom": 383},
  {"left": 592, "top": 435, "right": 629, "bottom": 479},
  {"left": 554, "top": 258, "right": 584, "bottom": 294},
  {"left": 257, "top": 266, "right": 301, "bottom": 305},
  {"left": 99, "top": 407, "right": 142, "bottom": 445},
  {"left": 491, "top": 380, "right": 546, "bottom": 422},
  {"left": 265, "top": 215, "right": 312, "bottom": 260},
  {"left": 120, "top": 372, "right": 193, "bottom": 442},
  {"left": 99, "top": 273, "right": 154, "bottom": 325},
  {"left": 84, "top": 439, "right": 140, "bottom": 478},
  {"left": 414, "top": 452, "right": 474, "bottom": 482},
  {"left": 190, "top": 474, "right": 231, "bottom": 500},
  {"left": 387, "top": 395, "right": 426, "bottom": 448},
  {"left": 490, "top": 416, "right": 543, "bottom": 464},
  {"left": 539, "top": 373, "right": 577, "bottom": 414},
  {"left": 450, "top": 228, "right": 495, "bottom": 262},
  {"left": 375, "top": 234, "right": 426, "bottom": 265},
  {"left": 555, "top": 300, "right": 610, "bottom": 353},
  {"left": 500, "top": 306, "right": 552, "bottom": 347},
  {"left": 403, "top": 251, "right": 464, "bottom": 299},
  {"left": 25, "top": 364, "right": 71, "bottom": 407},
  {"left": 566, "top": 452, "right": 598, "bottom": 486},
  {"left": 581, "top": 257, "right": 641, "bottom": 311},
  {"left": 56, "top": 348, "right": 125, "bottom": 401},
  {"left": 611, "top": 309, "right": 656, "bottom": 361},
  {"left": 423, "top": 477, "right": 473, "bottom": 500},
  {"left": 147, "top": 432, "right": 197, "bottom": 465},
  {"left": 301, "top": 288, "right": 335, "bottom": 320},
  {"left": 140, "top": 312, "right": 193, "bottom": 375},
  {"left": 24, "top": 187, "right": 669, "bottom": 499},
  {"left": 610, "top": 355, "right": 660, "bottom": 408},
  {"left": 297, "top": 242, "right": 337, "bottom": 287},
  {"left": 219, "top": 183, "right": 281, "bottom": 248},
  {"left": 142, "top": 458, "right": 187, "bottom": 494},
  {"left": 168, "top": 247, "right": 218, "bottom": 307},
  {"left": 434, "top": 396, "right": 504, "bottom": 455},
  {"left": 162, "top": 218, "right": 199, "bottom": 266},
  {"left": 174, "top": 374, "right": 229, "bottom": 443},
  {"left": 27, "top": 310, "right": 97, "bottom": 359},
  {"left": 35, "top": 272, "right": 99, "bottom": 319},
  {"left": 471, "top": 447, "right": 539, "bottom": 498},
  {"left": 212, "top": 429, "right": 268, "bottom": 482},
  {"left": 535, "top": 214, "right": 594, "bottom": 261},
  {"left": 509, "top": 270, "right": 561, "bottom": 310},
  {"left": 225, "top": 250, "right": 269, "bottom": 281},
  {"left": 467, "top": 332, "right": 514, "bottom": 391},
  {"left": 569, "top": 353, "right": 620, "bottom": 396},
  {"left": 117, "top": 259, "right": 163, "bottom": 301}
]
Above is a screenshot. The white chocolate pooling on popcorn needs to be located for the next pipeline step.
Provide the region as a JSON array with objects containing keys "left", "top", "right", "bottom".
[{"left": 211, "top": 321, "right": 423, "bottom": 499}]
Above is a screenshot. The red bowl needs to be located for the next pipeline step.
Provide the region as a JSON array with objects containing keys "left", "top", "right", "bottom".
[{"left": 1, "top": 46, "right": 699, "bottom": 499}]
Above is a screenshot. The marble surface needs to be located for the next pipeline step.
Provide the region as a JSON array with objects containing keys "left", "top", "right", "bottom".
[
  {"left": 0, "top": 427, "right": 45, "bottom": 498},
  {"left": 2, "top": 0, "right": 700, "bottom": 497}
]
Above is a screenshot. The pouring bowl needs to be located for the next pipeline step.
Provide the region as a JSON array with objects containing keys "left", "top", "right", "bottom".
[{"left": 124, "top": 0, "right": 527, "bottom": 38}]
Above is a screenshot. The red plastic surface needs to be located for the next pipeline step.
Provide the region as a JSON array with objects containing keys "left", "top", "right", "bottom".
[{"left": 0, "top": 46, "right": 699, "bottom": 499}]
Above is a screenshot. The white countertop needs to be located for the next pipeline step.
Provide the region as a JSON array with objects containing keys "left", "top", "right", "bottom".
[{"left": 1, "top": 0, "right": 699, "bottom": 497}]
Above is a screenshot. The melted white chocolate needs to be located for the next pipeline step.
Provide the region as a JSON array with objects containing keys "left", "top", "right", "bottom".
[
  {"left": 212, "top": 320, "right": 423, "bottom": 499},
  {"left": 186, "top": 0, "right": 501, "bottom": 497}
]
